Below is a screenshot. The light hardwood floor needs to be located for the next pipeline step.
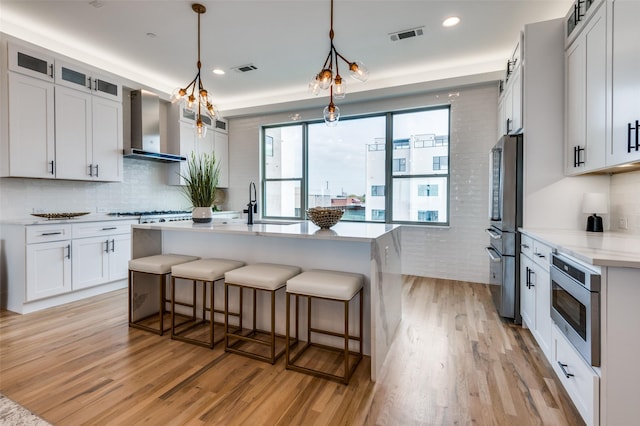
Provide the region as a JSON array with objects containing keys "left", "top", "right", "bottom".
[{"left": 0, "top": 276, "right": 584, "bottom": 425}]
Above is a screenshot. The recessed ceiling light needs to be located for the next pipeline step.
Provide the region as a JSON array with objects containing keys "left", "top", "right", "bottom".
[
  {"left": 212, "top": 68, "right": 225, "bottom": 75},
  {"left": 146, "top": 32, "right": 157, "bottom": 38},
  {"left": 89, "top": 0, "right": 104, "bottom": 8},
  {"left": 442, "top": 16, "right": 460, "bottom": 27}
]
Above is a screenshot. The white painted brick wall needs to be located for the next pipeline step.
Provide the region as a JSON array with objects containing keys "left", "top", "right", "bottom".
[
  {"left": 0, "top": 158, "right": 187, "bottom": 219},
  {"left": 229, "top": 84, "right": 499, "bottom": 284}
]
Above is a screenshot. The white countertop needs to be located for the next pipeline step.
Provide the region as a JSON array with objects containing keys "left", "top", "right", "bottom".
[
  {"left": 1, "top": 214, "right": 136, "bottom": 226},
  {"left": 133, "top": 220, "right": 400, "bottom": 243},
  {"left": 520, "top": 228, "right": 640, "bottom": 269}
]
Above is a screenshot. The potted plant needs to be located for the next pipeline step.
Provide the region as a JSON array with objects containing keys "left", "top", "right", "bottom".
[{"left": 180, "top": 152, "right": 220, "bottom": 223}]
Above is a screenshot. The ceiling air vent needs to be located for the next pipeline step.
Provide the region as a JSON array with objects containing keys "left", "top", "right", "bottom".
[
  {"left": 232, "top": 64, "right": 258, "bottom": 73},
  {"left": 389, "top": 27, "right": 424, "bottom": 42}
]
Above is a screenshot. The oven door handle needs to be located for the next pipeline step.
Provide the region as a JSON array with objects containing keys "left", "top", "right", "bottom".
[
  {"left": 485, "top": 247, "right": 502, "bottom": 262},
  {"left": 485, "top": 228, "right": 501, "bottom": 240}
]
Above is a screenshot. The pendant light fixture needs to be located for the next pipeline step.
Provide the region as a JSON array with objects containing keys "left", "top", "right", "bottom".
[
  {"left": 309, "top": 0, "right": 369, "bottom": 126},
  {"left": 170, "top": 3, "right": 219, "bottom": 138}
]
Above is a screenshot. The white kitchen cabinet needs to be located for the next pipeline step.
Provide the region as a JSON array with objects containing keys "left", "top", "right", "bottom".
[
  {"left": 519, "top": 233, "right": 552, "bottom": 359},
  {"left": 5, "top": 72, "right": 55, "bottom": 178},
  {"left": 565, "top": 1, "right": 608, "bottom": 175},
  {"left": 55, "top": 60, "right": 121, "bottom": 101},
  {"left": 55, "top": 85, "right": 123, "bottom": 181},
  {"left": 497, "top": 65, "right": 522, "bottom": 135},
  {"left": 167, "top": 105, "right": 228, "bottom": 188},
  {"left": 8, "top": 42, "right": 55, "bottom": 82},
  {"left": 520, "top": 253, "right": 536, "bottom": 328},
  {"left": 2, "top": 219, "right": 135, "bottom": 314},
  {"left": 608, "top": 0, "right": 640, "bottom": 166},
  {"left": 25, "top": 225, "right": 73, "bottom": 302},
  {"left": 214, "top": 130, "right": 229, "bottom": 188},
  {"left": 72, "top": 233, "right": 131, "bottom": 290},
  {"left": 552, "top": 324, "right": 600, "bottom": 426}
]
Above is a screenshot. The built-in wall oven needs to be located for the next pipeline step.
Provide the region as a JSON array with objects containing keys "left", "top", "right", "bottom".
[{"left": 550, "top": 253, "right": 601, "bottom": 366}]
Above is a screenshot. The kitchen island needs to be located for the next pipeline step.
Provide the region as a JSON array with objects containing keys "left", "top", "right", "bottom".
[{"left": 131, "top": 220, "right": 402, "bottom": 381}]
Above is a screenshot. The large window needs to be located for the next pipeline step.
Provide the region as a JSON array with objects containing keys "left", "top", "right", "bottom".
[{"left": 262, "top": 106, "right": 450, "bottom": 225}]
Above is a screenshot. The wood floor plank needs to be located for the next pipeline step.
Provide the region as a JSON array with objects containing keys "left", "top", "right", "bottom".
[{"left": 1, "top": 277, "right": 584, "bottom": 425}]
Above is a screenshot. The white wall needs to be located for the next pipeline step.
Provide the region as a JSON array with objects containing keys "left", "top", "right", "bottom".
[
  {"left": 610, "top": 170, "right": 640, "bottom": 234},
  {"left": 228, "top": 83, "right": 499, "bottom": 284},
  {"left": 0, "top": 158, "right": 188, "bottom": 219}
]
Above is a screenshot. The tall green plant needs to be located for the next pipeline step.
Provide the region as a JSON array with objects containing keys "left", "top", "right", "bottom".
[{"left": 180, "top": 152, "right": 220, "bottom": 207}]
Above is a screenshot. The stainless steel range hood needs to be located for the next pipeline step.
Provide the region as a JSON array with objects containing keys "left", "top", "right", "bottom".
[{"left": 125, "top": 89, "right": 185, "bottom": 163}]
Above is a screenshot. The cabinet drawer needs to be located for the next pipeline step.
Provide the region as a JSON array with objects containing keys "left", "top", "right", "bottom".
[
  {"left": 532, "top": 240, "right": 553, "bottom": 271},
  {"left": 520, "top": 234, "right": 534, "bottom": 257},
  {"left": 72, "top": 220, "right": 136, "bottom": 238},
  {"left": 26, "top": 224, "right": 72, "bottom": 244},
  {"left": 552, "top": 324, "right": 599, "bottom": 426}
]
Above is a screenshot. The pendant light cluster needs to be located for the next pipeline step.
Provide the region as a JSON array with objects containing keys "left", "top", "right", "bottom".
[
  {"left": 309, "top": 0, "right": 369, "bottom": 126},
  {"left": 170, "top": 3, "right": 219, "bottom": 138}
]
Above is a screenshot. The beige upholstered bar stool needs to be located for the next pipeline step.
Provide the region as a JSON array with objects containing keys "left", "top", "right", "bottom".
[
  {"left": 285, "top": 269, "right": 364, "bottom": 384},
  {"left": 128, "top": 254, "right": 199, "bottom": 335},
  {"left": 224, "top": 263, "right": 301, "bottom": 364},
  {"left": 170, "top": 258, "right": 245, "bottom": 348}
]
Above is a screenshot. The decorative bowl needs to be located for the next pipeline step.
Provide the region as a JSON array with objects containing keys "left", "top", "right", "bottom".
[
  {"left": 306, "top": 207, "right": 344, "bottom": 229},
  {"left": 31, "top": 212, "right": 90, "bottom": 220}
]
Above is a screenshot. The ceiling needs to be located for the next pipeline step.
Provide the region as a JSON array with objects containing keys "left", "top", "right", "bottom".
[{"left": 1, "top": 0, "right": 571, "bottom": 116}]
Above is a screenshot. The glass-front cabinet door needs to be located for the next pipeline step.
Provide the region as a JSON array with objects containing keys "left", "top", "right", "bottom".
[
  {"left": 8, "top": 42, "right": 55, "bottom": 82},
  {"left": 55, "top": 60, "right": 121, "bottom": 101}
]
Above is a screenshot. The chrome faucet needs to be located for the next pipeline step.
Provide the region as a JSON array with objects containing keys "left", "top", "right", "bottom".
[{"left": 244, "top": 181, "right": 257, "bottom": 225}]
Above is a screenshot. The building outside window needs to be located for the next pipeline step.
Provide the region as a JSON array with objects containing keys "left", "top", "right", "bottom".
[
  {"left": 372, "top": 209, "right": 386, "bottom": 221},
  {"left": 262, "top": 105, "right": 450, "bottom": 225},
  {"left": 433, "top": 155, "right": 448, "bottom": 171},
  {"left": 371, "top": 185, "right": 385, "bottom": 196},
  {"left": 392, "top": 158, "right": 407, "bottom": 173},
  {"left": 418, "top": 184, "right": 439, "bottom": 197},
  {"left": 418, "top": 210, "right": 439, "bottom": 222}
]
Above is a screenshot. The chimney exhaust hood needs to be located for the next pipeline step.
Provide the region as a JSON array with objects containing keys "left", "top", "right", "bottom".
[{"left": 125, "top": 89, "right": 185, "bottom": 163}]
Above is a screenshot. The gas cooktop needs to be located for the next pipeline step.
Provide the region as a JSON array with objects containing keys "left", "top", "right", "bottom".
[{"left": 109, "top": 210, "right": 191, "bottom": 216}]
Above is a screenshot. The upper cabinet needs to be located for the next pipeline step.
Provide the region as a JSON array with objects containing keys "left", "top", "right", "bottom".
[
  {"left": 55, "top": 60, "right": 121, "bottom": 101},
  {"left": 498, "top": 34, "right": 523, "bottom": 136},
  {"left": 564, "top": 0, "right": 640, "bottom": 175},
  {"left": 564, "top": 0, "right": 608, "bottom": 175},
  {"left": 8, "top": 43, "right": 55, "bottom": 82},
  {"left": 6, "top": 72, "right": 56, "bottom": 178},
  {"left": 167, "top": 104, "right": 229, "bottom": 187},
  {"left": 609, "top": 0, "right": 640, "bottom": 166},
  {"left": 2, "top": 39, "right": 123, "bottom": 181}
]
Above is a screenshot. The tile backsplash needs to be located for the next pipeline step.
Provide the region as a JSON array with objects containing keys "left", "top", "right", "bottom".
[
  {"left": 0, "top": 158, "right": 189, "bottom": 219},
  {"left": 610, "top": 170, "right": 640, "bottom": 234}
]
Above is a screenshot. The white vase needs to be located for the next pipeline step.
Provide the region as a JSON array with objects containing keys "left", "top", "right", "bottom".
[{"left": 192, "top": 207, "right": 213, "bottom": 223}]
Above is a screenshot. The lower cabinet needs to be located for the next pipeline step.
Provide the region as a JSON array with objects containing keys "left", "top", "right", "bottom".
[
  {"left": 26, "top": 238, "right": 72, "bottom": 301},
  {"left": 72, "top": 233, "right": 131, "bottom": 290},
  {"left": 3, "top": 219, "right": 135, "bottom": 313},
  {"left": 552, "top": 324, "right": 600, "bottom": 426},
  {"left": 519, "top": 234, "right": 552, "bottom": 358}
]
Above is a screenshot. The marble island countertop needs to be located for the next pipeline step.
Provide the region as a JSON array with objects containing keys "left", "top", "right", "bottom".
[
  {"left": 134, "top": 219, "right": 400, "bottom": 243},
  {"left": 520, "top": 228, "right": 640, "bottom": 268}
]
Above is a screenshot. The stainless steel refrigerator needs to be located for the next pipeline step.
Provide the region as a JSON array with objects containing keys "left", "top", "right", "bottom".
[{"left": 485, "top": 134, "right": 523, "bottom": 323}]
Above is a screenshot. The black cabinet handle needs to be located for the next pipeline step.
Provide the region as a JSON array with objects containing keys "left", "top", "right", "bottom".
[
  {"left": 558, "top": 362, "right": 574, "bottom": 379},
  {"left": 574, "top": 146, "right": 585, "bottom": 167},
  {"left": 66, "top": 244, "right": 72, "bottom": 259},
  {"left": 95, "top": 164, "right": 99, "bottom": 177},
  {"left": 101, "top": 227, "right": 117, "bottom": 231},
  {"left": 49, "top": 64, "right": 54, "bottom": 78},
  {"left": 49, "top": 160, "right": 55, "bottom": 175},
  {"left": 41, "top": 232, "right": 62, "bottom": 236},
  {"left": 110, "top": 239, "right": 115, "bottom": 253},
  {"left": 105, "top": 239, "right": 110, "bottom": 253}
]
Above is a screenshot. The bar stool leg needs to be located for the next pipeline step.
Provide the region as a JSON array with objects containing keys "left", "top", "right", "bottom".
[
  {"left": 159, "top": 273, "right": 165, "bottom": 335},
  {"left": 270, "top": 289, "right": 276, "bottom": 363},
  {"left": 171, "top": 276, "right": 176, "bottom": 338},
  {"left": 344, "top": 299, "right": 349, "bottom": 384}
]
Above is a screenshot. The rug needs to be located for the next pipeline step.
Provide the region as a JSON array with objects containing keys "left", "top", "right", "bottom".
[{"left": 0, "top": 394, "right": 51, "bottom": 426}]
